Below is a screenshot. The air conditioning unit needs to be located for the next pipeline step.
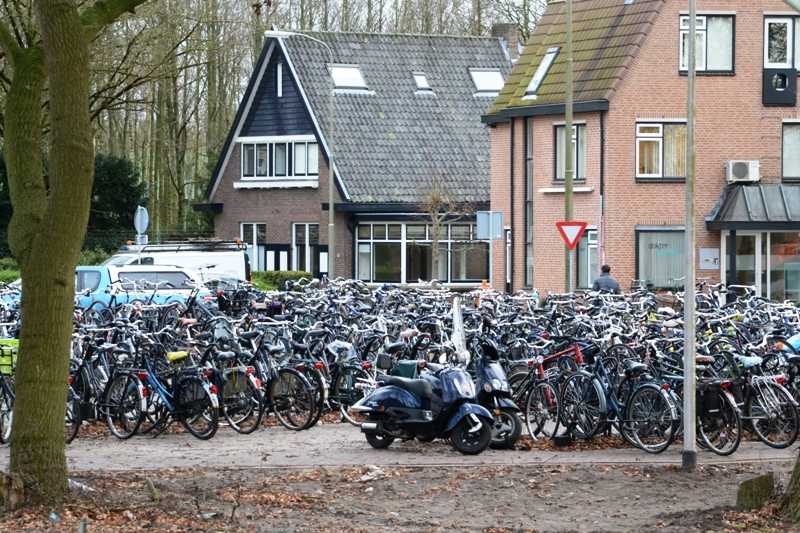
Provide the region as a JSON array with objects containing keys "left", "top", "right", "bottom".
[{"left": 726, "top": 160, "right": 760, "bottom": 183}]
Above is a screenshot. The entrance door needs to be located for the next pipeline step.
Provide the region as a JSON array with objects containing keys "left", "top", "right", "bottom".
[{"left": 726, "top": 232, "right": 765, "bottom": 296}]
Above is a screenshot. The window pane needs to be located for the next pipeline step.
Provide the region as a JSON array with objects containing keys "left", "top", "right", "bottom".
[
  {"left": 578, "top": 236, "right": 589, "bottom": 288},
  {"left": 308, "top": 224, "right": 319, "bottom": 245},
  {"left": 525, "top": 47, "right": 559, "bottom": 95},
  {"left": 450, "top": 243, "right": 489, "bottom": 281},
  {"left": 373, "top": 225, "right": 387, "bottom": 240},
  {"left": 577, "top": 125, "right": 586, "bottom": 179},
  {"left": 295, "top": 224, "right": 306, "bottom": 245},
  {"left": 707, "top": 17, "right": 733, "bottom": 71},
  {"left": 638, "top": 231, "right": 685, "bottom": 289},
  {"left": 664, "top": 124, "right": 687, "bottom": 178},
  {"left": 638, "top": 125, "right": 661, "bottom": 135},
  {"left": 241, "top": 223, "right": 254, "bottom": 244},
  {"left": 387, "top": 224, "right": 402, "bottom": 240},
  {"left": 256, "top": 224, "right": 267, "bottom": 245},
  {"left": 253, "top": 144, "right": 267, "bottom": 176},
  {"left": 406, "top": 242, "right": 432, "bottom": 281},
  {"left": 556, "top": 126, "right": 565, "bottom": 180},
  {"left": 331, "top": 65, "right": 367, "bottom": 89},
  {"left": 680, "top": 30, "right": 706, "bottom": 70},
  {"left": 784, "top": 125, "right": 800, "bottom": 179},
  {"left": 406, "top": 225, "right": 426, "bottom": 240},
  {"left": 768, "top": 21, "right": 789, "bottom": 65},
  {"left": 469, "top": 69, "right": 505, "bottom": 93},
  {"left": 294, "top": 143, "right": 307, "bottom": 175},
  {"left": 638, "top": 139, "right": 661, "bottom": 176},
  {"left": 357, "top": 225, "right": 371, "bottom": 240},
  {"left": 243, "top": 145, "right": 255, "bottom": 177},
  {"left": 275, "top": 143, "right": 287, "bottom": 176},
  {"left": 373, "top": 243, "right": 401, "bottom": 282},
  {"left": 357, "top": 244, "right": 371, "bottom": 281},
  {"left": 770, "top": 233, "right": 800, "bottom": 301},
  {"left": 450, "top": 225, "right": 470, "bottom": 240},
  {"left": 307, "top": 143, "right": 319, "bottom": 174}
]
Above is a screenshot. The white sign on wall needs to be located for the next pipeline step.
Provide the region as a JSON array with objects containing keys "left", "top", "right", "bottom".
[{"left": 700, "top": 248, "right": 720, "bottom": 271}]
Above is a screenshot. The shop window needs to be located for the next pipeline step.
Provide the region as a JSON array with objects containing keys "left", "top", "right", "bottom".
[{"left": 636, "top": 230, "right": 685, "bottom": 289}]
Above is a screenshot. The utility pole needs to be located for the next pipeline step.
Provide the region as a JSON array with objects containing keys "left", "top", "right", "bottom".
[
  {"left": 564, "top": 0, "right": 574, "bottom": 292},
  {"left": 682, "top": 0, "right": 698, "bottom": 472}
]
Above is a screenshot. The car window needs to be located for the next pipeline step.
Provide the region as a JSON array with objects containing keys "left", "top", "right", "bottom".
[
  {"left": 76, "top": 271, "right": 101, "bottom": 292},
  {"left": 157, "top": 272, "right": 193, "bottom": 289},
  {"left": 103, "top": 255, "right": 135, "bottom": 266}
]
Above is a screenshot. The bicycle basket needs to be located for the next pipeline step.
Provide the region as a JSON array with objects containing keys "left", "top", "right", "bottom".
[
  {"left": 0, "top": 339, "right": 18, "bottom": 376},
  {"left": 176, "top": 376, "right": 209, "bottom": 414},
  {"left": 223, "top": 368, "right": 250, "bottom": 394}
]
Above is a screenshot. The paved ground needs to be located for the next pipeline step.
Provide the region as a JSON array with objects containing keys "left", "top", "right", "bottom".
[{"left": 1, "top": 422, "right": 796, "bottom": 472}]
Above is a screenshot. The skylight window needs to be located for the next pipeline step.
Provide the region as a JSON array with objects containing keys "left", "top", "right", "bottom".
[
  {"left": 330, "top": 65, "right": 368, "bottom": 89},
  {"left": 525, "top": 47, "right": 559, "bottom": 98},
  {"left": 469, "top": 68, "right": 505, "bottom": 96},
  {"left": 413, "top": 72, "right": 431, "bottom": 90}
]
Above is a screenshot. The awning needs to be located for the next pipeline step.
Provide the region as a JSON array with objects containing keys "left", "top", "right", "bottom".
[{"left": 706, "top": 184, "right": 800, "bottom": 231}]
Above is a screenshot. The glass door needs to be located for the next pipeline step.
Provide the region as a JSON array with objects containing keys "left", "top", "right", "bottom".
[{"left": 726, "top": 232, "right": 763, "bottom": 296}]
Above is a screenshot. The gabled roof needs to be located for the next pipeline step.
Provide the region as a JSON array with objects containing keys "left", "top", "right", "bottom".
[
  {"left": 484, "top": 0, "right": 663, "bottom": 123},
  {"left": 706, "top": 184, "right": 800, "bottom": 231},
  {"left": 207, "top": 31, "right": 511, "bottom": 205}
]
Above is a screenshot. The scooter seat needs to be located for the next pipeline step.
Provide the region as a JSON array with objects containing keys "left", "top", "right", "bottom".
[{"left": 380, "top": 375, "right": 433, "bottom": 399}]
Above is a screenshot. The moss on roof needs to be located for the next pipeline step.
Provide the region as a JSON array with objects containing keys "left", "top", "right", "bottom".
[{"left": 487, "top": 0, "right": 664, "bottom": 117}]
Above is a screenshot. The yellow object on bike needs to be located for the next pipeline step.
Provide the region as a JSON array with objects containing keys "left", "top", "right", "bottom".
[{"left": 167, "top": 351, "right": 189, "bottom": 363}]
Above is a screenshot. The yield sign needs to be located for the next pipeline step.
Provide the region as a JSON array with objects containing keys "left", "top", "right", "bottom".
[{"left": 556, "top": 221, "right": 588, "bottom": 250}]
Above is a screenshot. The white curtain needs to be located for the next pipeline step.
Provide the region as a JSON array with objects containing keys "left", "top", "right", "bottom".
[
  {"left": 707, "top": 17, "right": 733, "bottom": 71},
  {"left": 785, "top": 125, "right": 800, "bottom": 179}
]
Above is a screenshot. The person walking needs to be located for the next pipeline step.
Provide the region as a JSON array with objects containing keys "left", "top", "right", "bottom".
[{"left": 592, "top": 265, "right": 621, "bottom": 294}]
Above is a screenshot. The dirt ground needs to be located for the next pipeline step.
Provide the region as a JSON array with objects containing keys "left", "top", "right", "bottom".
[{"left": 0, "top": 459, "right": 796, "bottom": 532}]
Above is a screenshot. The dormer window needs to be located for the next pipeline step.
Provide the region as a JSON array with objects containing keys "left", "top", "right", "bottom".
[
  {"left": 525, "top": 47, "right": 559, "bottom": 99},
  {"left": 330, "top": 64, "right": 368, "bottom": 89},
  {"left": 469, "top": 68, "right": 504, "bottom": 97},
  {"left": 413, "top": 72, "right": 433, "bottom": 93}
]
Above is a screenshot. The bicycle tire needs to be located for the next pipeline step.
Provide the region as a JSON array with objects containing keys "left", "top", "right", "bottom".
[
  {"left": 105, "top": 374, "right": 143, "bottom": 440},
  {"left": 623, "top": 383, "right": 678, "bottom": 454},
  {"left": 333, "top": 366, "right": 371, "bottom": 426},
  {"left": 697, "top": 388, "right": 741, "bottom": 456},
  {"left": 177, "top": 376, "right": 219, "bottom": 440},
  {"left": 559, "top": 372, "right": 606, "bottom": 440},
  {"left": 222, "top": 370, "right": 264, "bottom": 434},
  {"left": 525, "top": 381, "right": 559, "bottom": 439},
  {"left": 747, "top": 380, "right": 799, "bottom": 449},
  {"left": 270, "top": 368, "right": 315, "bottom": 431}
]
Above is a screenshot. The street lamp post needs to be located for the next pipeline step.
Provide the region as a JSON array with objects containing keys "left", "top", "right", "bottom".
[{"left": 264, "top": 30, "right": 336, "bottom": 279}]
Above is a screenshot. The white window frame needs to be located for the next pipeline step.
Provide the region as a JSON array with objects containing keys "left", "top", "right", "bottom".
[
  {"left": 240, "top": 222, "right": 266, "bottom": 271},
  {"left": 765, "top": 17, "right": 795, "bottom": 69},
  {"left": 784, "top": 122, "right": 800, "bottom": 180},
  {"left": 636, "top": 123, "right": 664, "bottom": 178},
  {"left": 525, "top": 47, "right": 559, "bottom": 99},
  {"left": 555, "top": 124, "right": 586, "bottom": 181},
  {"left": 277, "top": 62, "right": 283, "bottom": 98},
  {"left": 413, "top": 71, "right": 431, "bottom": 91},
  {"left": 577, "top": 228, "right": 599, "bottom": 289},
  {"left": 469, "top": 68, "right": 505, "bottom": 97},
  {"left": 330, "top": 64, "right": 368, "bottom": 89},
  {"left": 238, "top": 135, "right": 319, "bottom": 182},
  {"left": 679, "top": 17, "right": 708, "bottom": 71},
  {"left": 292, "top": 223, "right": 319, "bottom": 272}
]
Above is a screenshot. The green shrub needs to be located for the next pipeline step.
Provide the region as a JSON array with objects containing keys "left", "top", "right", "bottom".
[
  {"left": 79, "top": 248, "right": 112, "bottom": 266},
  {"left": 0, "top": 257, "right": 17, "bottom": 271},
  {"left": 0, "top": 269, "right": 19, "bottom": 284},
  {"left": 252, "top": 270, "right": 311, "bottom": 291}
]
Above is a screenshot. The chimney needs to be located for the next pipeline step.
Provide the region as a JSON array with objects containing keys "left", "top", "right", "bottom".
[{"left": 492, "top": 23, "right": 522, "bottom": 62}]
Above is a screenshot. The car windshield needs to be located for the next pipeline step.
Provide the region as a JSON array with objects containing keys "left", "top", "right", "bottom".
[{"left": 103, "top": 255, "right": 136, "bottom": 266}]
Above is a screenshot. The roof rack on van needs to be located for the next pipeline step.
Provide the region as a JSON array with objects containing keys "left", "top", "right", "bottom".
[{"left": 117, "top": 240, "right": 246, "bottom": 253}]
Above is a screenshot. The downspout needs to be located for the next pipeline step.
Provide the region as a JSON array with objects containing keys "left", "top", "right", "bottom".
[
  {"left": 599, "top": 110, "right": 606, "bottom": 265},
  {"left": 510, "top": 118, "right": 516, "bottom": 293}
]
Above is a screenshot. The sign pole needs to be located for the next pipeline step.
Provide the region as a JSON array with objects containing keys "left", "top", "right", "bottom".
[
  {"left": 564, "top": 0, "right": 575, "bottom": 293},
  {"left": 682, "top": 0, "right": 698, "bottom": 472}
]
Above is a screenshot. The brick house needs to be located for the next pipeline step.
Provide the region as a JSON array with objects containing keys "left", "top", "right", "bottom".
[
  {"left": 199, "top": 30, "right": 514, "bottom": 284},
  {"left": 484, "top": 0, "right": 800, "bottom": 299}
]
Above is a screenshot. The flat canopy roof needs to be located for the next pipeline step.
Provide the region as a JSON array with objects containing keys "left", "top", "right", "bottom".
[{"left": 706, "top": 184, "right": 800, "bottom": 231}]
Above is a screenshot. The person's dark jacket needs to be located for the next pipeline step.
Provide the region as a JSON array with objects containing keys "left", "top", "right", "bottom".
[{"left": 592, "top": 273, "right": 621, "bottom": 294}]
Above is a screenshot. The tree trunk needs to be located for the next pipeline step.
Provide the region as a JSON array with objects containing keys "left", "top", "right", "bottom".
[{"left": 784, "top": 454, "right": 800, "bottom": 523}]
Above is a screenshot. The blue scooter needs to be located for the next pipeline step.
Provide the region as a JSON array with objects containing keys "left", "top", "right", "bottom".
[
  {"left": 351, "top": 360, "right": 494, "bottom": 455},
  {"left": 473, "top": 339, "right": 522, "bottom": 449}
]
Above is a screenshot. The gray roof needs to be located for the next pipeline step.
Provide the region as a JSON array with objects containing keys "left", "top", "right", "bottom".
[
  {"left": 284, "top": 32, "right": 512, "bottom": 204},
  {"left": 706, "top": 184, "right": 800, "bottom": 230}
]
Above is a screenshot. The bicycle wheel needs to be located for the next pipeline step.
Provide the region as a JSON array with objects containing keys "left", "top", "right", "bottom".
[
  {"left": 559, "top": 372, "right": 606, "bottom": 440},
  {"left": 65, "top": 385, "right": 81, "bottom": 444},
  {"left": 697, "top": 388, "right": 742, "bottom": 456},
  {"left": 270, "top": 369, "right": 315, "bottom": 431},
  {"left": 105, "top": 374, "right": 143, "bottom": 440},
  {"left": 525, "top": 381, "right": 559, "bottom": 439},
  {"left": 296, "top": 365, "right": 326, "bottom": 429},
  {"left": 222, "top": 370, "right": 264, "bottom": 434},
  {"left": 333, "top": 367, "right": 370, "bottom": 426},
  {"left": 747, "top": 381, "right": 799, "bottom": 449},
  {"left": 623, "top": 384, "right": 678, "bottom": 454},
  {"left": 177, "top": 376, "right": 219, "bottom": 440},
  {"left": 0, "top": 379, "right": 14, "bottom": 444}
]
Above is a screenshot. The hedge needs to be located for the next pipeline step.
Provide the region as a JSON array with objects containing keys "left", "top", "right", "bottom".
[
  {"left": 0, "top": 269, "right": 19, "bottom": 284},
  {"left": 252, "top": 270, "right": 312, "bottom": 290}
]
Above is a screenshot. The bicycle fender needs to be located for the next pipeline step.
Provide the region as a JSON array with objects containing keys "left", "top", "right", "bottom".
[
  {"left": 204, "top": 382, "right": 219, "bottom": 409},
  {"left": 446, "top": 403, "right": 493, "bottom": 432},
  {"left": 659, "top": 388, "right": 679, "bottom": 420}
]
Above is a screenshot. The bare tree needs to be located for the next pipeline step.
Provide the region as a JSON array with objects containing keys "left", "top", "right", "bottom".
[{"left": 421, "top": 174, "right": 475, "bottom": 282}]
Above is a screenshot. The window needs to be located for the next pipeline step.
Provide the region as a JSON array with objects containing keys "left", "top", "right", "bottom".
[
  {"left": 765, "top": 18, "right": 795, "bottom": 69},
  {"left": 293, "top": 223, "right": 320, "bottom": 274},
  {"left": 679, "top": 15, "right": 734, "bottom": 72},
  {"left": 330, "top": 65, "right": 368, "bottom": 89},
  {"left": 240, "top": 139, "right": 318, "bottom": 180},
  {"left": 355, "top": 223, "right": 490, "bottom": 284},
  {"left": 525, "top": 119, "right": 534, "bottom": 286},
  {"left": 577, "top": 230, "right": 599, "bottom": 289},
  {"left": 413, "top": 72, "right": 432, "bottom": 92},
  {"left": 76, "top": 270, "right": 101, "bottom": 293},
  {"left": 241, "top": 223, "right": 267, "bottom": 271},
  {"left": 469, "top": 68, "right": 505, "bottom": 96},
  {"left": 784, "top": 123, "right": 800, "bottom": 180},
  {"left": 555, "top": 124, "right": 586, "bottom": 181},
  {"left": 636, "top": 122, "right": 687, "bottom": 179},
  {"left": 277, "top": 62, "right": 283, "bottom": 97},
  {"left": 118, "top": 272, "right": 194, "bottom": 290},
  {"left": 637, "top": 230, "right": 685, "bottom": 289},
  {"left": 525, "top": 47, "right": 559, "bottom": 97}
]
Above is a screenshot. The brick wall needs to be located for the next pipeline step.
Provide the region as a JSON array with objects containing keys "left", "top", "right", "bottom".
[{"left": 492, "top": 0, "right": 800, "bottom": 294}]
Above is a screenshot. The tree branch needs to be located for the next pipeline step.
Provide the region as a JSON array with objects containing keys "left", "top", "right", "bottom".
[
  {"left": 0, "top": 18, "right": 20, "bottom": 57},
  {"left": 80, "top": 0, "right": 150, "bottom": 40}
]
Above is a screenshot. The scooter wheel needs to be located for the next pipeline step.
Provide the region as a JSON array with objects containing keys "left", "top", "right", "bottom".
[
  {"left": 451, "top": 416, "right": 492, "bottom": 455},
  {"left": 489, "top": 408, "right": 522, "bottom": 450},
  {"left": 365, "top": 432, "right": 395, "bottom": 449}
]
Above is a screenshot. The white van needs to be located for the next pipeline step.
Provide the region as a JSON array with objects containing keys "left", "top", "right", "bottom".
[{"left": 103, "top": 241, "right": 250, "bottom": 282}]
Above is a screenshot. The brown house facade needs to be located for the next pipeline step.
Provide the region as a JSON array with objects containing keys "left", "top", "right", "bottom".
[
  {"left": 485, "top": 0, "right": 800, "bottom": 299},
  {"left": 201, "top": 30, "right": 514, "bottom": 284}
]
